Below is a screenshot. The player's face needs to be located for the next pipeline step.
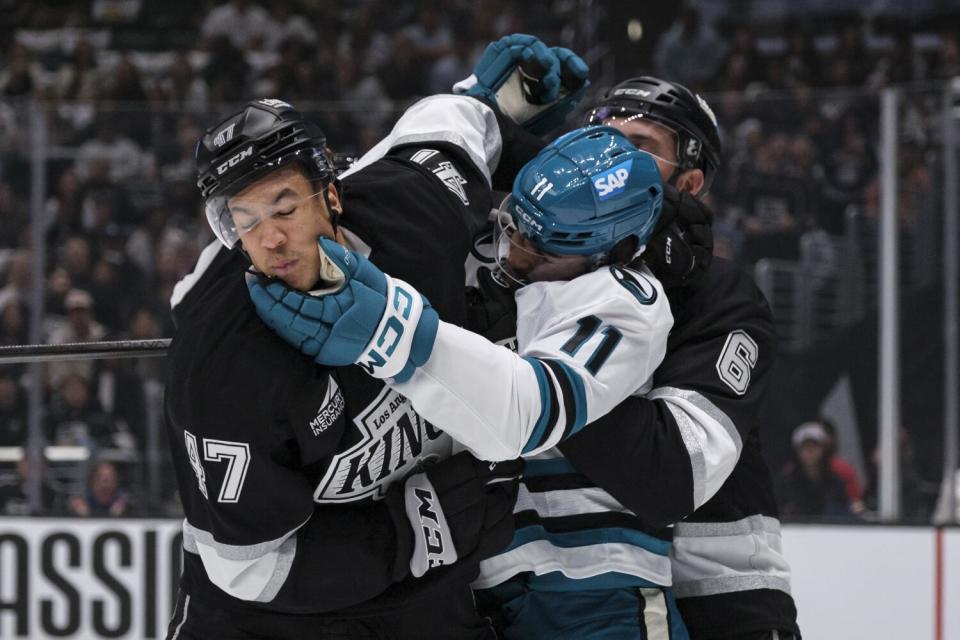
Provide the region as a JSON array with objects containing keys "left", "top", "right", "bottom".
[
  {"left": 603, "top": 116, "right": 706, "bottom": 194},
  {"left": 496, "top": 208, "right": 591, "bottom": 284},
  {"left": 232, "top": 167, "right": 342, "bottom": 291}
]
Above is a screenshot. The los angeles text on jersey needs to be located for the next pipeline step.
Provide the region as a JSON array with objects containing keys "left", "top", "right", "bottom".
[
  {"left": 314, "top": 387, "right": 451, "bottom": 502},
  {"left": 0, "top": 518, "right": 183, "bottom": 639}
]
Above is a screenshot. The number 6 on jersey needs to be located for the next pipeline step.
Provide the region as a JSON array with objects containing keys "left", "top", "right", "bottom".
[{"left": 716, "top": 330, "right": 759, "bottom": 395}]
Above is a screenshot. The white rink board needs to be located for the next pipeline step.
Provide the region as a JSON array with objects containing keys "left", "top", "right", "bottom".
[
  {"left": 783, "top": 525, "right": 936, "bottom": 640},
  {"left": 0, "top": 518, "right": 956, "bottom": 639},
  {"left": 946, "top": 529, "right": 960, "bottom": 640},
  {"left": 0, "top": 518, "right": 182, "bottom": 640}
]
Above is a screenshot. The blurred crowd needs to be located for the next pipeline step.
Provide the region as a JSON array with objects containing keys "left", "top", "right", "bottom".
[{"left": 0, "top": 0, "right": 956, "bottom": 518}]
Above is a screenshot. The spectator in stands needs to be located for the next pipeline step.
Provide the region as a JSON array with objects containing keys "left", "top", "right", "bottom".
[
  {"left": 56, "top": 39, "right": 102, "bottom": 102},
  {"left": 45, "top": 169, "right": 84, "bottom": 246},
  {"left": 48, "top": 289, "right": 107, "bottom": 385},
  {"left": 0, "top": 250, "right": 32, "bottom": 310},
  {"left": 378, "top": 31, "right": 424, "bottom": 103},
  {"left": 0, "top": 42, "right": 39, "bottom": 97},
  {"left": 0, "top": 299, "right": 28, "bottom": 347},
  {"left": 783, "top": 22, "right": 821, "bottom": 88},
  {"left": 778, "top": 421, "right": 853, "bottom": 519},
  {"left": 823, "top": 112, "right": 876, "bottom": 210},
  {"left": 931, "top": 31, "right": 960, "bottom": 79},
  {"left": 200, "top": 0, "right": 271, "bottom": 51},
  {"left": 203, "top": 36, "right": 251, "bottom": 104},
  {"left": 429, "top": 25, "right": 479, "bottom": 95},
  {"left": 68, "top": 460, "right": 130, "bottom": 517},
  {"left": 0, "top": 367, "right": 27, "bottom": 446},
  {"left": 265, "top": 0, "right": 318, "bottom": 52},
  {"left": 0, "top": 457, "right": 53, "bottom": 516},
  {"left": 73, "top": 117, "right": 145, "bottom": 183},
  {"left": 864, "top": 427, "right": 930, "bottom": 523},
  {"left": 159, "top": 54, "right": 210, "bottom": 112},
  {"left": 654, "top": 4, "right": 726, "bottom": 90},
  {"left": 401, "top": 2, "right": 454, "bottom": 69},
  {"left": 335, "top": 54, "right": 390, "bottom": 152},
  {"left": 817, "top": 419, "right": 865, "bottom": 514},
  {"left": 59, "top": 237, "right": 93, "bottom": 292},
  {"left": 45, "top": 267, "right": 72, "bottom": 317},
  {"left": 47, "top": 370, "right": 102, "bottom": 445},
  {"left": 337, "top": 4, "right": 392, "bottom": 76}
]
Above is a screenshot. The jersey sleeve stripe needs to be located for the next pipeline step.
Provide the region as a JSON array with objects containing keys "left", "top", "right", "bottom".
[
  {"left": 540, "top": 359, "right": 578, "bottom": 443},
  {"left": 521, "top": 356, "right": 560, "bottom": 455},
  {"left": 548, "top": 359, "right": 588, "bottom": 437},
  {"left": 648, "top": 386, "right": 744, "bottom": 454},
  {"left": 648, "top": 387, "right": 744, "bottom": 509}
]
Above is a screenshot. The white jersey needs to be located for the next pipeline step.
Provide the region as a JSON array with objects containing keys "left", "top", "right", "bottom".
[{"left": 394, "top": 263, "right": 673, "bottom": 461}]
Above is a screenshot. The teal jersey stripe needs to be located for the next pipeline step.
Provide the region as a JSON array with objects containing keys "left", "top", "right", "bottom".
[
  {"left": 521, "top": 357, "right": 554, "bottom": 454},
  {"left": 553, "top": 359, "right": 588, "bottom": 434},
  {"left": 524, "top": 457, "right": 578, "bottom": 477},
  {"left": 526, "top": 570, "right": 666, "bottom": 592},
  {"left": 507, "top": 524, "right": 672, "bottom": 557}
]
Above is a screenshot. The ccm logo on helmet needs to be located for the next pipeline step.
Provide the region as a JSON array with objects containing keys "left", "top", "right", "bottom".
[
  {"left": 514, "top": 204, "right": 543, "bottom": 233},
  {"left": 593, "top": 160, "right": 632, "bottom": 201},
  {"left": 613, "top": 88, "right": 652, "bottom": 97},
  {"left": 217, "top": 145, "right": 253, "bottom": 175}
]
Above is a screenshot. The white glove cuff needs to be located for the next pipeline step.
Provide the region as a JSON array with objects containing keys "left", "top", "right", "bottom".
[{"left": 354, "top": 275, "right": 424, "bottom": 380}]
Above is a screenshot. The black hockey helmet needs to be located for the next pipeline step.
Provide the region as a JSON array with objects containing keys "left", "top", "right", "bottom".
[
  {"left": 586, "top": 76, "right": 721, "bottom": 192},
  {"left": 196, "top": 98, "right": 336, "bottom": 248}
]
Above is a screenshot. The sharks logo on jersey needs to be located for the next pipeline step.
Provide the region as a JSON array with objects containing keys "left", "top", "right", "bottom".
[{"left": 313, "top": 387, "right": 451, "bottom": 502}]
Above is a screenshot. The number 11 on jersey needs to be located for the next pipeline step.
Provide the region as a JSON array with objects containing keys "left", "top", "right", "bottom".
[{"left": 560, "top": 315, "right": 623, "bottom": 375}]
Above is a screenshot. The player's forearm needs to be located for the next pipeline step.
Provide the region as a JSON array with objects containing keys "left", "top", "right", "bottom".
[
  {"left": 394, "top": 322, "right": 551, "bottom": 461},
  {"left": 559, "top": 389, "right": 744, "bottom": 527}
]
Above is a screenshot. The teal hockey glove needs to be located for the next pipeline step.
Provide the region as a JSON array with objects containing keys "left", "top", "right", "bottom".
[
  {"left": 454, "top": 34, "right": 590, "bottom": 135},
  {"left": 246, "top": 237, "right": 439, "bottom": 382}
]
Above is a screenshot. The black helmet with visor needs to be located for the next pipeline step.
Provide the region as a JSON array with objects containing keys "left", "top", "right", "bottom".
[
  {"left": 196, "top": 98, "right": 336, "bottom": 249},
  {"left": 585, "top": 76, "right": 721, "bottom": 192}
]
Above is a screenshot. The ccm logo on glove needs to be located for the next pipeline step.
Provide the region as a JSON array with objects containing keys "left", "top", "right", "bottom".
[{"left": 359, "top": 285, "right": 415, "bottom": 375}]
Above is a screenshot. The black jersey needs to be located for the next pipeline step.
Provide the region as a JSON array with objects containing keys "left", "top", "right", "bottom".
[
  {"left": 164, "top": 141, "right": 492, "bottom": 618},
  {"left": 558, "top": 258, "right": 800, "bottom": 638}
]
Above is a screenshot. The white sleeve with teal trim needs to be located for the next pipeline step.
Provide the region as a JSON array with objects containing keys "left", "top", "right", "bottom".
[{"left": 393, "top": 264, "right": 673, "bottom": 461}]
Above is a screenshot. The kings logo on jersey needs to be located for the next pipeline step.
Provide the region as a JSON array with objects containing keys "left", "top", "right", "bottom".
[{"left": 313, "top": 387, "right": 451, "bottom": 502}]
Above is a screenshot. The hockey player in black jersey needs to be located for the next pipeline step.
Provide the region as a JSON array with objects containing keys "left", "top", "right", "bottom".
[
  {"left": 163, "top": 38, "right": 588, "bottom": 639},
  {"left": 550, "top": 76, "right": 801, "bottom": 640}
]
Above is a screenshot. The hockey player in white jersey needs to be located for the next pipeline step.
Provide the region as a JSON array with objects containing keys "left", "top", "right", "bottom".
[
  {"left": 247, "top": 125, "right": 674, "bottom": 463},
  {"left": 248, "top": 126, "right": 689, "bottom": 639}
]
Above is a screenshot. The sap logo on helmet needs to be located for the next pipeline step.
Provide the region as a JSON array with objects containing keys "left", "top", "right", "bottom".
[
  {"left": 593, "top": 160, "right": 632, "bottom": 201},
  {"left": 614, "top": 88, "right": 652, "bottom": 97},
  {"left": 216, "top": 145, "right": 253, "bottom": 175},
  {"left": 258, "top": 98, "right": 292, "bottom": 110},
  {"left": 513, "top": 204, "right": 543, "bottom": 233},
  {"left": 213, "top": 123, "right": 236, "bottom": 148},
  {"left": 695, "top": 94, "right": 718, "bottom": 128}
]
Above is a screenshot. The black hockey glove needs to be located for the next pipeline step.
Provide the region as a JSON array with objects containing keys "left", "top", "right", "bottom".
[
  {"left": 642, "top": 185, "right": 714, "bottom": 289},
  {"left": 388, "top": 451, "right": 523, "bottom": 579},
  {"left": 465, "top": 266, "right": 519, "bottom": 340}
]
